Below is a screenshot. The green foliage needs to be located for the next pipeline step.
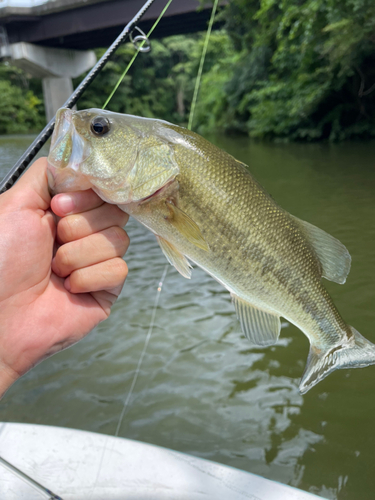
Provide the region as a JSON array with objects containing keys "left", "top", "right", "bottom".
[
  {"left": 0, "top": 62, "right": 45, "bottom": 134},
  {"left": 189, "top": 33, "right": 239, "bottom": 134},
  {"left": 75, "top": 32, "right": 235, "bottom": 132},
  {"left": 219, "top": 0, "right": 375, "bottom": 140},
  {"left": 1, "top": 0, "right": 375, "bottom": 141},
  {"left": 76, "top": 36, "right": 194, "bottom": 124}
]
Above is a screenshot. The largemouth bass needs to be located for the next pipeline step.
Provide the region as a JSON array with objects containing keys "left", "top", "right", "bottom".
[{"left": 47, "top": 108, "right": 375, "bottom": 394}]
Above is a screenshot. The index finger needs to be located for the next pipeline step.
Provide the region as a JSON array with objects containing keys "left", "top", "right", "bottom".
[{"left": 51, "top": 190, "right": 105, "bottom": 217}]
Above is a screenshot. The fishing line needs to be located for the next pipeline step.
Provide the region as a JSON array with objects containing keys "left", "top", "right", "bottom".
[
  {"left": 188, "top": 0, "right": 219, "bottom": 131},
  {"left": 115, "top": 265, "right": 168, "bottom": 436},
  {"left": 112, "top": 0, "right": 219, "bottom": 438},
  {"left": 90, "top": 4, "right": 176, "bottom": 493},
  {"left": 89, "top": 266, "right": 169, "bottom": 497},
  {"left": 98, "top": 0, "right": 174, "bottom": 440},
  {"left": 102, "top": 0, "right": 174, "bottom": 110}
]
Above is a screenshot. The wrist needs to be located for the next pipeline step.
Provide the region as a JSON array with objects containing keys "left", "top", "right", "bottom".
[{"left": 0, "top": 361, "right": 20, "bottom": 399}]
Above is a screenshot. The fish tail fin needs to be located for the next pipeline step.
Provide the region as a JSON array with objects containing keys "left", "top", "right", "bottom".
[{"left": 299, "top": 326, "right": 375, "bottom": 394}]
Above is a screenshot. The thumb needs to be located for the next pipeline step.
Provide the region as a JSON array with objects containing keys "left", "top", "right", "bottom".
[{"left": 3, "top": 157, "right": 51, "bottom": 211}]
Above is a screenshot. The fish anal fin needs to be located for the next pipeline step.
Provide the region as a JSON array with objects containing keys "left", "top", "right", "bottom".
[
  {"left": 156, "top": 235, "right": 192, "bottom": 279},
  {"left": 165, "top": 200, "right": 209, "bottom": 252},
  {"left": 299, "top": 326, "right": 375, "bottom": 394},
  {"left": 291, "top": 215, "right": 351, "bottom": 284},
  {"left": 231, "top": 294, "right": 281, "bottom": 346}
]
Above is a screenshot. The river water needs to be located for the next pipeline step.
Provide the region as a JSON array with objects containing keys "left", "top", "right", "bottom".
[{"left": 1, "top": 134, "right": 375, "bottom": 500}]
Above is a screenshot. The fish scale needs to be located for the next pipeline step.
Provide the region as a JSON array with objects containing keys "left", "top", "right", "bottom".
[
  {"left": 172, "top": 134, "right": 341, "bottom": 332},
  {"left": 47, "top": 107, "right": 375, "bottom": 394}
]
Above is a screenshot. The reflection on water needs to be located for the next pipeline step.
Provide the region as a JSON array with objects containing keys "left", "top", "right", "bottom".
[{"left": 1, "top": 134, "right": 375, "bottom": 500}]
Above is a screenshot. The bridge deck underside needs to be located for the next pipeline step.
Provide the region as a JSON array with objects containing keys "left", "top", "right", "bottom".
[{"left": 2, "top": 0, "right": 223, "bottom": 49}]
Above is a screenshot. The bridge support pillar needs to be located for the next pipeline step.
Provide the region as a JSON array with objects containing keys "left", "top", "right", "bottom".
[
  {"left": 1, "top": 42, "right": 96, "bottom": 121},
  {"left": 42, "top": 77, "right": 74, "bottom": 123}
]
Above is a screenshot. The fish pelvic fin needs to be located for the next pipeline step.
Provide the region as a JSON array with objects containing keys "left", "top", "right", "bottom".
[
  {"left": 299, "top": 326, "right": 375, "bottom": 394},
  {"left": 156, "top": 235, "right": 192, "bottom": 279}
]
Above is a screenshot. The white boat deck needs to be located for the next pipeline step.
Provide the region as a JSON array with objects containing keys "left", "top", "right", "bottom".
[{"left": 0, "top": 423, "right": 325, "bottom": 500}]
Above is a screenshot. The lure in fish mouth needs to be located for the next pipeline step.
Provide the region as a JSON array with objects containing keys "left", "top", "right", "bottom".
[{"left": 48, "top": 107, "right": 375, "bottom": 394}]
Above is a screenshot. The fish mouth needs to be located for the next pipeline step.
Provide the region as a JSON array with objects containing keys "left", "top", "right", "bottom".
[{"left": 47, "top": 108, "right": 92, "bottom": 194}]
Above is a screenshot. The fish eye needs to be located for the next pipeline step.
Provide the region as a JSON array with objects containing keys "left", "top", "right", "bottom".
[{"left": 90, "top": 116, "right": 110, "bottom": 136}]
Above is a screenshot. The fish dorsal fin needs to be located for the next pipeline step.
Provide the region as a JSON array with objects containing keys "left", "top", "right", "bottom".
[
  {"left": 291, "top": 215, "right": 351, "bottom": 284},
  {"left": 231, "top": 294, "right": 281, "bottom": 346},
  {"left": 156, "top": 235, "right": 192, "bottom": 279},
  {"left": 166, "top": 201, "right": 210, "bottom": 252}
]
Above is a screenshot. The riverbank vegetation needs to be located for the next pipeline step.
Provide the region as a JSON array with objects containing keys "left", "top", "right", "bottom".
[
  {"left": 1, "top": 0, "right": 375, "bottom": 141},
  {"left": 0, "top": 63, "right": 44, "bottom": 134}
]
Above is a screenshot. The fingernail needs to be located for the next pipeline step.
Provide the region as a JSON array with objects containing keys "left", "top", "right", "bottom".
[
  {"left": 57, "top": 194, "right": 75, "bottom": 214},
  {"left": 64, "top": 276, "right": 71, "bottom": 291}
]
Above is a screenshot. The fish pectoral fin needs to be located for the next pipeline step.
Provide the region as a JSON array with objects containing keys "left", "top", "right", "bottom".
[
  {"left": 291, "top": 215, "right": 351, "bottom": 284},
  {"left": 231, "top": 294, "right": 281, "bottom": 346},
  {"left": 156, "top": 235, "right": 192, "bottom": 279},
  {"left": 166, "top": 201, "right": 209, "bottom": 252},
  {"left": 299, "top": 326, "right": 375, "bottom": 394}
]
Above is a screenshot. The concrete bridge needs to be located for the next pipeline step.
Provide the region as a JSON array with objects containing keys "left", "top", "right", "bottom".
[
  {"left": 0, "top": 0, "right": 224, "bottom": 119},
  {"left": 0, "top": 0, "right": 219, "bottom": 50}
]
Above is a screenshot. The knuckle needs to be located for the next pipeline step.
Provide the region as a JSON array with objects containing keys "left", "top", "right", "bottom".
[
  {"left": 58, "top": 217, "right": 75, "bottom": 242},
  {"left": 114, "top": 206, "right": 129, "bottom": 226},
  {"left": 111, "top": 258, "right": 128, "bottom": 280},
  {"left": 69, "top": 270, "right": 84, "bottom": 293},
  {"left": 56, "top": 245, "right": 72, "bottom": 270},
  {"left": 107, "top": 226, "right": 130, "bottom": 249}
]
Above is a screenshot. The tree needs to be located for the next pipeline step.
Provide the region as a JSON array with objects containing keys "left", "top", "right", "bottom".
[
  {"left": 217, "top": 0, "right": 375, "bottom": 140},
  {"left": 0, "top": 62, "right": 44, "bottom": 134},
  {"left": 75, "top": 32, "right": 237, "bottom": 133}
]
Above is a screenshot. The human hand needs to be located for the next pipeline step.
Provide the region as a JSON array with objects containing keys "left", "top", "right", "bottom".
[{"left": 0, "top": 157, "right": 129, "bottom": 397}]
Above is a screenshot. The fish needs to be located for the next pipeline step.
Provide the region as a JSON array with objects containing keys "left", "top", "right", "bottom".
[{"left": 47, "top": 107, "right": 375, "bottom": 394}]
